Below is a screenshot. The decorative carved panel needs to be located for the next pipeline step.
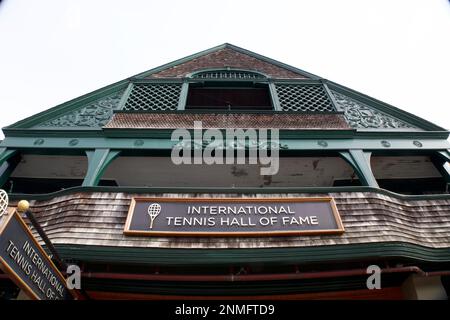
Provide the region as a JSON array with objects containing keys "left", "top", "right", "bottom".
[
  {"left": 331, "top": 91, "right": 416, "bottom": 129},
  {"left": 36, "top": 91, "right": 124, "bottom": 128}
]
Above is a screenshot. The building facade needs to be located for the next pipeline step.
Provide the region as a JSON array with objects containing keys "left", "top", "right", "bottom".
[{"left": 0, "top": 44, "right": 449, "bottom": 299}]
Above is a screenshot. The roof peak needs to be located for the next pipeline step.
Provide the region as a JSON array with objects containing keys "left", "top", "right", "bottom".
[{"left": 134, "top": 43, "right": 321, "bottom": 80}]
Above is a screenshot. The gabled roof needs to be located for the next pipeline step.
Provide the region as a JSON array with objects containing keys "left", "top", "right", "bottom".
[
  {"left": 134, "top": 43, "right": 320, "bottom": 80},
  {"left": 2, "top": 43, "right": 448, "bottom": 139}
]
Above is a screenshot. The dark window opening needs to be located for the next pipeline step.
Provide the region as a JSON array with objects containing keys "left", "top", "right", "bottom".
[
  {"left": 102, "top": 154, "right": 360, "bottom": 188},
  {"left": 185, "top": 82, "right": 273, "bottom": 110},
  {"left": 371, "top": 155, "right": 448, "bottom": 195},
  {"left": 333, "top": 179, "right": 363, "bottom": 187},
  {"left": 4, "top": 177, "right": 117, "bottom": 194},
  {"left": 376, "top": 177, "right": 446, "bottom": 195},
  {"left": 3, "top": 154, "right": 117, "bottom": 194}
]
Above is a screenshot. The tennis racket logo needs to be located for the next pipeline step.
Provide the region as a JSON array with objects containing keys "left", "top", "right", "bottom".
[
  {"left": 0, "top": 189, "right": 8, "bottom": 218},
  {"left": 147, "top": 203, "right": 161, "bottom": 229}
]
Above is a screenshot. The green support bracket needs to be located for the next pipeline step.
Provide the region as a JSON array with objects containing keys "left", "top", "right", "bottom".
[
  {"left": 434, "top": 151, "right": 450, "bottom": 190},
  {"left": 339, "top": 150, "right": 379, "bottom": 187},
  {"left": 443, "top": 162, "right": 450, "bottom": 193},
  {"left": 0, "top": 148, "right": 19, "bottom": 189},
  {"left": 437, "top": 150, "right": 450, "bottom": 162},
  {"left": 0, "top": 156, "right": 20, "bottom": 189},
  {"left": 83, "top": 149, "right": 120, "bottom": 187},
  {"left": 0, "top": 148, "right": 17, "bottom": 166}
]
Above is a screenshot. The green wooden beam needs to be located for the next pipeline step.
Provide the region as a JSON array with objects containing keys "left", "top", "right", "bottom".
[
  {"left": 326, "top": 82, "right": 449, "bottom": 133},
  {"left": 83, "top": 149, "right": 120, "bottom": 187},
  {"left": 437, "top": 150, "right": 450, "bottom": 162},
  {"left": 0, "top": 153, "right": 20, "bottom": 189},
  {"left": 80, "top": 275, "right": 402, "bottom": 296},
  {"left": 339, "top": 150, "right": 379, "bottom": 187},
  {"left": 2, "top": 136, "right": 449, "bottom": 151},
  {"left": 5, "top": 82, "right": 128, "bottom": 129},
  {"left": 435, "top": 151, "right": 450, "bottom": 180},
  {"left": 321, "top": 80, "right": 340, "bottom": 112},
  {"left": 115, "top": 82, "right": 134, "bottom": 111},
  {"left": 434, "top": 151, "right": 450, "bottom": 190},
  {"left": 268, "top": 81, "right": 281, "bottom": 111},
  {"left": 54, "top": 242, "right": 450, "bottom": 266},
  {"left": 0, "top": 148, "right": 17, "bottom": 166},
  {"left": 133, "top": 43, "right": 321, "bottom": 80},
  {"left": 177, "top": 82, "right": 189, "bottom": 110},
  {"left": 6, "top": 185, "right": 450, "bottom": 201},
  {"left": 0, "top": 148, "right": 19, "bottom": 189}
]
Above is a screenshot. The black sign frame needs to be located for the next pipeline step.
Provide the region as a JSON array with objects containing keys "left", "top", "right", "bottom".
[
  {"left": 124, "top": 197, "right": 345, "bottom": 237},
  {"left": 0, "top": 208, "right": 75, "bottom": 300}
]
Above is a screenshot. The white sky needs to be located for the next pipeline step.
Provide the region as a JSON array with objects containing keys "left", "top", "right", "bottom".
[{"left": 0, "top": 0, "right": 449, "bottom": 139}]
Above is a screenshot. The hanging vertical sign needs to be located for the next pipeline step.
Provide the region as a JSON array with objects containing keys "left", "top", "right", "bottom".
[{"left": 0, "top": 191, "right": 74, "bottom": 300}]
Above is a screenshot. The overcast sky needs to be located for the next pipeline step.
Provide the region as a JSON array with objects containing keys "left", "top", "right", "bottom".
[{"left": 0, "top": 0, "right": 449, "bottom": 138}]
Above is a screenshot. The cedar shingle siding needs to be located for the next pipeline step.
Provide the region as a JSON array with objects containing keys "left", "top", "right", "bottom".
[
  {"left": 12, "top": 191, "right": 450, "bottom": 249},
  {"left": 105, "top": 113, "right": 351, "bottom": 130}
]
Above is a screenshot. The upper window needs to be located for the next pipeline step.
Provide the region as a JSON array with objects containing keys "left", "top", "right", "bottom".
[
  {"left": 185, "top": 69, "right": 272, "bottom": 111},
  {"left": 185, "top": 82, "right": 273, "bottom": 111},
  {"left": 120, "top": 69, "right": 336, "bottom": 112}
]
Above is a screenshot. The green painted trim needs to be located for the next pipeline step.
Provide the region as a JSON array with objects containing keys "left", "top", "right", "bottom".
[
  {"left": 116, "top": 83, "right": 134, "bottom": 111},
  {"left": 83, "top": 149, "right": 121, "bottom": 187},
  {"left": 352, "top": 131, "right": 449, "bottom": 139},
  {"left": 321, "top": 80, "right": 340, "bottom": 112},
  {"left": 437, "top": 150, "right": 450, "bottom": 162},
  {"left": 444, "top": 164, "right": 450, "bottom": 185},
  {"left": 131, "top": 78, "right": 184, "bottom": 84},
  {"left": 327, "top": 81, "right": 448, "bottom": 133},
  {"left": 4, "top": 43, "right": 447, "bottom": 142},
  {"left": 134, "top": 43, "right": 320, "bottom": 80},
  {"left": 0, "top": 167, "right": 10, "bottom": 189},
  {"left": 223, "top": 43, "right": 321, "bottom": 79},
  {"left": 340, "top": 150, "right": 379, "bottom": 187},
  {"left": 1, "top": 128, "right": 105, "bottom": 138},
  {"left": 133, "top": 44, "right": 231, "bottom": 79},
  {"left": 0, "top": 148, "right": 17, "bottom": 166},
  {"left": 81, "top": 276, "right": 391, "bottom": 296},
  {"left": 272, "top": 79, "right": 323, "bottom": 85},
  {"left": 4, "top": 125, "right": 448, "bottom": 141},
  {"left": 0, "top": 148, "right": 19, "bottom": 189},
  {"left": 1, "top": 136, "right": 449, "bottom": 151},
  {"left": 268, "top": 81, "right": 281, "bottom": 111},
  {"left": 433, "top": 151, "right": 450, "bottom": 186},
  {"left": 54, "top": 242, "right": 450, "bottom": 266},
  {"left": 186, "top": 67, "right": 270, "bottom": 79},
  {"left": 4, "top": 82, "right": 129, "bottom": 130},
  {"left": 7, "top": 185, "right": 450, "bottom": 202},
  {"left": 177, "top": 82, "right": 189, "bottom": 111},
  {"left": 113, "top": 109, "right": 341, "bottom": 115},
  {"left": 0, "top": 148, "right": 17, "bottom": 187},
  {"left": 101, "top": 129, "right": 357, "bottom": 139}
]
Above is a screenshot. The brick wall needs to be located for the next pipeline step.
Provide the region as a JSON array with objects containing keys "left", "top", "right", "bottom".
[{"left": 148, "top": 48, "right": 307, "bottom": 79}]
